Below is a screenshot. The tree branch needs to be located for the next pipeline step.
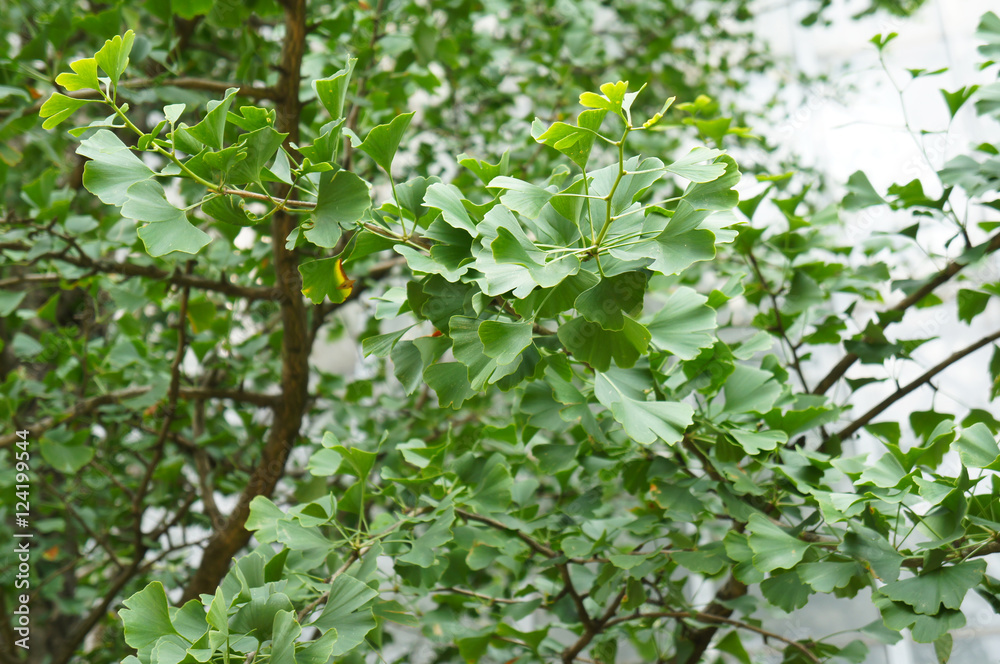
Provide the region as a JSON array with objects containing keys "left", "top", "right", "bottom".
[
  {"left": 180, "top": 0, "right": 312, "bottom": 603},
  {"left": 813, "top": 230, "right": 1000, "bottom": 396},
  {"left": 2, "top": 384, "right": 277, "bottom": 449},
  {"left": 605, "top": 609, "right": 820, "bottom": 663},
  {"left": 836, "top": 327, "right": 1000, "bottom": 440},
  {"left": 1, "top": 387, "right": 149, "bottom": 448},
  {"left": 746, "top": 249, "right": 810, "bottom": 392},
  {"left": 2, "top": 239, "right": 279, "bottom": 300}
]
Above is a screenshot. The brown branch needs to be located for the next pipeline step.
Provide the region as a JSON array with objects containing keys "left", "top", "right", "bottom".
[
  {"left": 296, "top": 550, "right": 361, "bottom": 623},
  {"left": 605, "top": 609, "right": 820, "bottom": 663},
  {"left": 1, "top": 384, "right": 276, "bottom": 449},
  {"left": 430, "top": 588, "right": 535, "bottom": 604},
  {"left": 177, "top": 386, "right": 280, "bottom": 408},
  {"left": 560, "top": 587, "right": 626, "bottom": 664},
  {"left": 2, "top": 239, "right": 279, "bottom": 300},
  {"left": 455, "top": 508, "right": 558, "bottom": 558},
  {"left": 836, "top": 328, "right": 1000, "bottom": 440},
  {"left": 0, "top": 273, "right": 62, "bottom": 288},
  {"left": 180, "top": 0, "right": 312, "bottom": 603},
  {"left": 669, "top": 573, "right": 747, "bottom": 664},
  {"left": 902, "top": 536, "right": 1000, "bottom": 568},
  {"left": 296, "top": 509, "right": 423, "bottom": 622},
  {"left": 746, "top": 250, "right": 810, "bottom": 392},
  {"left": 813, "top": 230, "right": 1000, "bottom": 396},
  {"left": 1, "top": 387, "right": 149, "bottom": 448},
  {"left": 132, "top": 262, "right": 194, "bottom": 546}
]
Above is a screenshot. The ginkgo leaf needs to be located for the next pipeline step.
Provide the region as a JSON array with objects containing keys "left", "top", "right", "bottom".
[{"left": 299, "top": 257, "right": 355, "bottom": 304}]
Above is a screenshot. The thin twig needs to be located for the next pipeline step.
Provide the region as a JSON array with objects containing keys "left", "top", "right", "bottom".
[
  {"left": 813, "top": 230, "right": 1000, "bottom": 396},
  {"left": 604, "top": 611, "right": 820, "bottom": 663}
]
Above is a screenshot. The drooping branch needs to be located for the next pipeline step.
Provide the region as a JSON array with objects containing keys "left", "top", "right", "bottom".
[
  {"left": 813, "top": 230, "right": 1000, "bottom": 396},
  {"left": 836, "top": 328, "right": 1000, "bottom": 440}
]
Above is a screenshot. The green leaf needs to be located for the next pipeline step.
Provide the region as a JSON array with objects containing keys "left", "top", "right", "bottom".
[
  {"left": 841, "top": 525, "right": 902, "bottom": 582},
  {"left": 226, "top": 126, "right": 288, "bottom": 186},
  {"left": 761, "top": 571, "right": 812, "bottom": 612},
  {"left": 39, "top": 433, "right": 94, "bottom": 474},
  {"left": 611, "top": 202, "right": 717, "bottom": 275},
  {"left": 977, "top": 11, "right": 1000, "bottom": 58},
  {"left": 941, "top": 86, "right": 979, "bottom": 118},
  {"left": 579, "top": 80, "right": 628, "bottom": 118},
  {"left": 268, "top": 611, "right": 300, "bottom": 664},
  {"left": 746, "top": 514, "right": 810, "bottom": 572},
  {"left": 424, "top": 183, "right": 477, "bottom": 235},
  {"left": 450, "top": 315, "right": 522, "bottom": 390},
  {"left": 120, "top": 582, "right": 179, "bottom": 649},
  {"left": 298, "top": 629, "right": 339, "bottom": 664},
  {"left": 474, "top": 206, "right": 579, "bottom": 298},
  {"left": 399, "top": 506, "right": 454, "bottom": 567},
  {"left": 858, "top": 452, "right": 908, "bottom": 488},
  {"left": 718, "top": 364, "right": 783, "bottom": 416},
  {"left": 40, "top": 93, "right": 94, "bottom": 130},
  {"left": 531, "top": 109, "right": 607, "bottom": 168},
  {"left": 55, "top": 58, "right": 100, "bottom": 92},
  {"left": 362, "top": 327, "right": 410, "bottom": 358},
  {"left": 372, "top": 600, "right": 419, "bottom": 627},
  {"left": 957, "top": 288, "right": 990, "bottom": 324},
  {"left": 489, "top": 176, "right": 554, "bottom": 219},
  {"left": 467, "top": 455, "right": 513, "bottom": 513},
  {"left": 314, "top": 58, "right": 357, "bottom": 120},
  {"left": 954, "top": 423, "right": 1000, "bottom": 468},
  {"left": 306, "top": 170, "right": 370, "bottom": 248},
  {"left": 355, "top": 112, "right": 415, "bottom": 174},
  {"left": 231, "top": 593, "right": 294, "bottom": 641},
  {"left": 681, "top": 155, "right": 740, "bottom": 210},
  {"left": 728, "top": 428, "right": 787, "bottom": 455},
  {"left": 312, "top": 575, "right": 379, "bottom": 629},
  {"left": 206, "top": 588, "right": 229, "bottom": 636},
  {"left": 299, "top": 257, "right": 355, "bottom": 304},
  {"left": 558, "top": 315, "right": 649, "bottom": 372},
  {"left": 874, "top": 592, "right": 966, "bottom": 643},
  {"left": 843, "top": 170, "right": 884, "bottom": 210},
  {"left": 574, "top": 271, "right": 647, "bottom": 331},
  {"left": 478, "top": 320, "right": 533, "bottom": 365},
  {"left": 934, "top": 633, "right": 953, "bottom": 663},
  {"left": 173, "top": 0, "right": 214, "bottom": 18},
  {"left": 177, "top": 88, "right": 238, "bottom": 150},
  {"left": 423, "top": 362, "right": 475, "bottom": 408},
  {"left": 95, "top": 31, "right": 136, "bottom": 85},
  {"left": 665, "top": 147, "right": 726, "bottom": 182},
  {"left": 881, "top": 561, "right": 986, "bottom": 615},
  {"left": 201, "top": 194, "right": 264, "bottom": 227},
  {"left": 645, "top": 286, "right": 717, "bottom": 359},
  {"left": 172, "top": 600, "right": 208, "bottom": 642},
  {"left": 78, "top": 130, "right": 155, "bottom": 206},
  {"left": 595, "top": 368, "right": 693, "bottom": 445},
  {"left": 797, "top": 561, "right": 858, "bottom": 592},
  {"left": 122, "top": 180, "right": 211, "bottom": 256}
]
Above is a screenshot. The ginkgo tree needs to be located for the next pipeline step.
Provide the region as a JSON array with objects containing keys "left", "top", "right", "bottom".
[{"left": 3, "top": 2, "right": 1000, "bottom": 664}]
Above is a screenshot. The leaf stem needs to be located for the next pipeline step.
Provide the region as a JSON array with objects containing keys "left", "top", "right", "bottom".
[{"left": 594, "top": 127, "right": 629, "bottom": 248}]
